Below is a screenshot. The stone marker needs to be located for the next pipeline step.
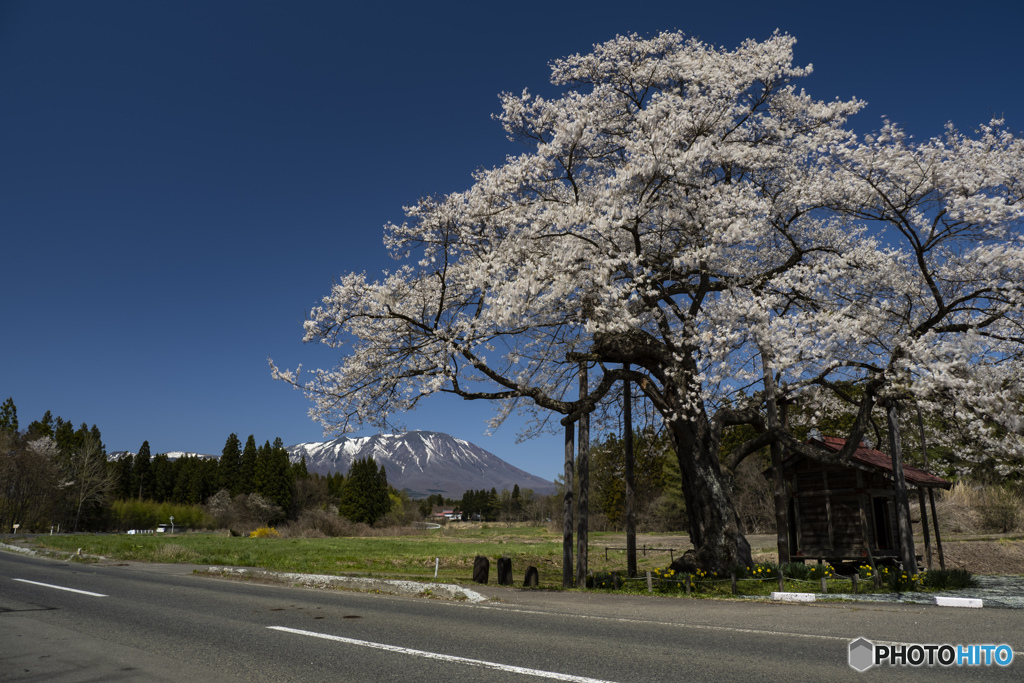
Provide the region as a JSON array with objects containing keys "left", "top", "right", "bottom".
[
  {"left": 497, "top": 557, "right": 513, "bottom": 586},
  {"left": 523, "top": 566, "right": 539, "bottom": 587},
  {"left": 473, "top": 555, "right": 489, "bottom": 584}
]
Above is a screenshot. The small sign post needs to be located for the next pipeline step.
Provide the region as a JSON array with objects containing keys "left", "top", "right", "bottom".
[{"left": 169, "top": 516, "right": 175, "bottom": 534}]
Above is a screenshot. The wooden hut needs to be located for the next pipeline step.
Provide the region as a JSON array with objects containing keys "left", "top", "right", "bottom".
[{"left": 776, "top": 436, "right": 952, "bottom": 570}]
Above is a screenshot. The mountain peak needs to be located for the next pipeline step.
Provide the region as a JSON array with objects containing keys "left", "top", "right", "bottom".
[{"left": 287, "top": 431, "right": 555, "bottom": 499}]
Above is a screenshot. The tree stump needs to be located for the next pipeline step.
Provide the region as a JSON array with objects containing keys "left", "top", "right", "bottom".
[
  {"left": 523, "top": 566, "right": 539, "bottom": 587},
  {"left": 497, "top": 557, "right": 513, "bottom": 586},
  {"left": 473, "top": 555, "right": 489, "bottom": 584}
]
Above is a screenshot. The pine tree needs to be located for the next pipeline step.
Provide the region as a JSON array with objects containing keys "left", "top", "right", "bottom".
[
  {"left": 0, "top": 397, "right": 18, "bottom": 434},
  {"left": 339, "top": 457, "right": 389, "bottom": 525},
  {"left": 149, "top": 454, "right": 173, "bottom": 503},
  {"left": 26, "top": 410, "right": 54, "bottom": 439},
  {"left": 240, "top": 435, "right": 258, "bottom": 494},
  {"left": 254, "top": 438, "right": 294, "bottom": 514},
  {"left": 113, "top": 452, "right": 133, "bottom": 499},
  {"left": 219, "top": 433, "right": 242, "bottom": 494},
  {"left": 132, "top": 441, "right": 152, "bottom": 500}
]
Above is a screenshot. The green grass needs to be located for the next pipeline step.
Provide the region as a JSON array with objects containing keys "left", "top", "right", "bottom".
[
  {"left": 21, "top": 528, "right": 967, "bottom": 595},
  {"left": 23, "top": 526, "right": 688, "bottom": 590}
]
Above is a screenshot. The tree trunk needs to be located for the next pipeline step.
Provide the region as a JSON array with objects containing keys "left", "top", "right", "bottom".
[
  {"left": 886, "top": 402, "right": 917, "bottom": 574},
  {"left": 669, "top": 416, "right": 753, "bottom": 572}
]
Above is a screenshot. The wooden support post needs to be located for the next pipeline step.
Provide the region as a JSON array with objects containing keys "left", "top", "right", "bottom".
[
  {"left": 646, "top": 571, "right": 653, "bottom": 593},
  {"left": 778, "top": 572, "right": 784, "bottom": 592},
  {"left": 852, "top": 573, "right": 859, "bottom": 594},
  {"left": 929, "top": 488, "right": 945, "bottom": 570},
  {"left": 856, "top": 470, "right": 877, "bottom": 575},
  {"left": 918, "top": 487, "right": 933, "bottom": 571},
  {"left": 886, "top": 402, "right": 918, "bottom": 574},
  {"left": 576, "top": 363, "right": 590, "bottom": 589},
  {"left": 623, "top": 364, "right": 637, "bottom": 578},
  {"left": 730, "top": 572, "right": 737, "bottom": 595},
  {"left": 563, "top": 421, "right": 574, "bottom": 588},
  {"left": 685, "top": 574, "right": 691, "bottom": 595},
  {"left": 761, "top": 350, "right": 791, "bottom": 565},
  {"left": 821, "top": 576, "right": 827, "bottom": 594}
]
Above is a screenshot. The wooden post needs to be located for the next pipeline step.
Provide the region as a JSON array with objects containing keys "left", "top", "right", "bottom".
[
  {"left": 778, "top": 571, "right": 784, "bottom": 592},
  {"left": 563, "top": 421, "right": 574, "bottom": 588},
  {"left": 821, "top": 576, "right": 827, "bottom": 594},
  {"left": 646, "top": 571, "right": 653, "bottom": 593},
  {"left": 624, "top": 364, "right": 637, "bottom": 578},
  {"left": 761, "top": 351, "right": 791, "bottom": 565},
  {"left": 886, "top": 402, "right": 918, "bottom": 574},
  {"left": 852, "top": 573, "right": 859, "bottom": 594},
  {"left": 929, "top": 488, "right": 945, "bottom": 570},
  {"left": 730, "top": 572, "right": 737, "bottom": 595},
  {"left": 685, "top": 574, "right": 691, "bottom": 595},
  {"left": 856, "top": 470, "right": 877, "bottom": 575},
  {"left": 918, "top": 487, "right": 933, "bottom": 571},
  {"left": 576, "top": 363, "right": 590, "bottom": 589}
]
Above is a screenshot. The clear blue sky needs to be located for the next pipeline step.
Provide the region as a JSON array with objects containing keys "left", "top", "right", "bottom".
[{"left": 2, "top": 1, "right": 1022, "bottom": 483}]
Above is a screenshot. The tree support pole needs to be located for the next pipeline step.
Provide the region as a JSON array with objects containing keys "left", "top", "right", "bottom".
[
  {"left": 886, "top": 402, "right": 917, "bottom": 574},
  {"left": 563, "top": 420, "right": 575, "bottom": 588},
  {"left": 918, "top": 487, "right": 933, "bottom": 571},
  {"left": 576, "top": 363, "right": 590, "bottom": 588},
  {"left": 624, "top": 363, "right": 637, "bottom": 578},
  {"left": 760, "top": 348, "right": 790, "bottom": 565}
]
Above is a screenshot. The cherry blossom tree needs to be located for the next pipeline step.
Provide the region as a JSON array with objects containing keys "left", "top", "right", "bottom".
[{"left": 273, "top": 31, "right": 1023, "bottom": 571}]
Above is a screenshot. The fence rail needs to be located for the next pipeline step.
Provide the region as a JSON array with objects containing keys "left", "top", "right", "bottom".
[{"left": 603, "top": 545, "right": 678, "bottom": 562}]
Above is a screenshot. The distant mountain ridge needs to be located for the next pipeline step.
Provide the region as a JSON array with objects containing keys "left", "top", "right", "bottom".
[{"left": 286, "top": 431, "right": 556, "bottom": 499}]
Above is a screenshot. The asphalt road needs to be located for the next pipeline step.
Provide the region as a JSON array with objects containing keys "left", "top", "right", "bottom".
[{"left": 1, "top": 550, "right": 1020, "bottom": 681}]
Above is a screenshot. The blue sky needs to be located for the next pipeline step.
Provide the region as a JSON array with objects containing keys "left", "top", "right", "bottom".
[{"left": 2, "top": 1, "right": 1022, "bottom": 483}]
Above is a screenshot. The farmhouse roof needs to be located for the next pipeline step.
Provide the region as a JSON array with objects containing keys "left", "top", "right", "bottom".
[{"left": 810, "top": 436, "right": 952, "bottom": 489}]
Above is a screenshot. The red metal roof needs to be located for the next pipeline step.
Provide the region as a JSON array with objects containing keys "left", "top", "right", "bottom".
[{"left": 813, "top": 435, "right": 952, "bottom": 489}]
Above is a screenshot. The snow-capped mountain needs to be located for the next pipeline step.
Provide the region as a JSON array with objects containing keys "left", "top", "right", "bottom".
[
  {"left": 107, "top": 450, "right": 216, "bottom": 461},
  {"left": 287, "top": 431, "right": 556, "bottom": 499}
]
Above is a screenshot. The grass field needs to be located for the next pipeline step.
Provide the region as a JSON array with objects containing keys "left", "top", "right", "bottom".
[
  {"left": 15, "top": 525, "right": 1019, "bottom": 593},
  {"left": 23, "top": 525, "right": 691, "bottom": 590}
]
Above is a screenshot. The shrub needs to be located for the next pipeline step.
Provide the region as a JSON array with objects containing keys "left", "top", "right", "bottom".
[
  {"left": 922, "top": 568, "right": 978, "bottom": 590},
  {"left": 978, "top": 486, "right": 1023, "bottom": 533},
  {"left": 249, "top": 526, "right": 280, "bottom": 538},
  {"left": 780, "top": 562, "right": 810, "bottom": 581}
]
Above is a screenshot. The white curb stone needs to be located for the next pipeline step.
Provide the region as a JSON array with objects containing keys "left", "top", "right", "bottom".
[
  {"left": 771, "top": 592, "right": 816, "bottom": 602},
  {"left": 935, "top": 596, "right": 983, "bottom": 608},
  {"left": 207, "top": 566, "right": 488, "bottom": 602}
]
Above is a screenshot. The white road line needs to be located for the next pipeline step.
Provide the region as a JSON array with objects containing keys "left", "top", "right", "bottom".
[
  {"left": 469, "top": 604, "right": 1024, "bottom": 657},
  {"left": 268, "top": 626, "right": 620, "bottom": 683},
  {"left": 13, "top": 578, "right": 107, "bottom": 597}
]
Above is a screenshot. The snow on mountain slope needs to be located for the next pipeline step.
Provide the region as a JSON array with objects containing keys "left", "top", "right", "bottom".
[{"left": 287, "top": 431, "right": 555, "bottom": 499}]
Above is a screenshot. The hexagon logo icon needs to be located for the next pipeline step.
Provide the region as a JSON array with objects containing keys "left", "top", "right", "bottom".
[{"left": 849, "top": 637, "right": 875, "bottom": 671}]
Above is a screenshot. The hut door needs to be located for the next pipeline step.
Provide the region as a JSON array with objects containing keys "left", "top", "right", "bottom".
[{"left": 872, "top": 497, "right": 893, "bottom": 550}]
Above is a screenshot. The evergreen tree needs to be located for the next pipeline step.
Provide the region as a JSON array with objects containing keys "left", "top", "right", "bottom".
[
  {"left": 339, "top": 457, "right": 389, "bottom": 524},
  {"left": 26, "top": 410, "right": 54, "bottom": 439},
  {"left": 326, "top": 471, "right": 345, "bottom": 499},
  {"left": 292, "top": 453, "right": 309, "bottom": 479},
  {"left": 219, "top": 433, "right": 242, "bottom": 494},
  {"left": 132, "top": 440, "right": 152, "bottom": 500},
  {"left": 149, "top": 453, "right": 173, "bottom": 502},
  {"left": 255, "top": 439, "right": 294, "bottom": 514},
  {"left": 113, "top": 452, "right": 134, "bottom": 499},
  {"left": 0, "top": 397, "right": 18, "bottom": 434},
  {"left": 240, "top": 435, "right": 258, "bottom": 494}
]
